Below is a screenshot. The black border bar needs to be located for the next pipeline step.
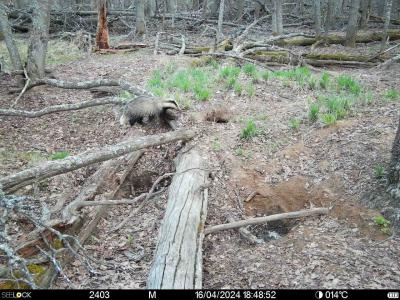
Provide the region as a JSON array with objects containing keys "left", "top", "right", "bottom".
[{"left": 0, "top": 289, "right": 398, "bottom": 300}]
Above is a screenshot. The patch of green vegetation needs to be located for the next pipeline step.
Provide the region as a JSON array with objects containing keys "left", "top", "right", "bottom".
[
  {"left": 19, "top": 151, "right": 48, "bottom": 165},
  {"left": 168, "top": 70, "right": 191, "bottom": 92},
  {"left": 212, "top": 138, "right": 221, "bottom": 151},
  {"left": 337, "top": 75, "right": 362, "bottom": 95},
  {"left": 323, "top": 95, "right": 351, "bottom": 120},
  {"left": 373, "top": 215, "right": 391, "bottom": 234},
  {"left": 320, "top": 113, "right": 337, "bottom": 126},
  {"left": 234, "top": 147, "right": 244, "bottom": 156},
  {"left": 308, "top": 76, "right": 317, "bottom": 90},
  {"left": 261, "top": 70, "right": 271, "bottom": 81},
  {"left": 51, "top": 151, "right": 70, "bottom": 160},
  {"left": 246, "top": 83, "right": 255, "bottom": 97},
  {"left": 240, "top": 119, "right": 258, "bottom": 139},
  {"left": 289, "top": 118, "right": 301, "bottom": 130},
  {"left": 126, "top": 234, "right": 134, "bottom": 246},
  {"left": 319, "top": 72, "right": 330, "bottom": 90},
  {"left": 242, "top": 63, "right": 258, "bottom": 79},
  {"left": 220, "top": 66, "right": 241, "bottom": 79},
  {"left": 308, "top": 103, "right": 320, "bottom": 122},
  {"left": 174, "top": 92, "right": 192, "bottom": 109},
  {"left": 234, "top": 82, "right": 243, "bottom": 95},
  {"left": 148, "top": 70, "right": 164, "bottom": 89},
  {"left": 361, "top": 90, "right": 374, "bottom": 106},
  {"left": 374, "top": 164, "right": 385, "bottom": 179},
  {"left": 384, "top": 88, "right": 400, "bottom": 101},
  {"left": 194, "top": 85, "right": 211, "bottom": 101}
]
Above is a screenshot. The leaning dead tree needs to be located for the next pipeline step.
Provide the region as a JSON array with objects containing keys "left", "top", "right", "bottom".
[
  {"left": 388, "top": 117, "right": 400, "bottom": 199},
  {"left": 1, "top": 129, "right": 195, "bottom": 194},
  {"left": 148, "top": 148, "right": 209, "bottom": 289}
]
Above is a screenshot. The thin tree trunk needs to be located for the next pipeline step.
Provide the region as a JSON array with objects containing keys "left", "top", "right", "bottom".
[
  {"left": 207, "top": 0, "right": 219, "bottom": 18},
  {"left": 359, "top": 0, "right": 371, "bottom": 29},
  {"left": 0, "top": 2, "right": 23, "bottom": 71},
  {"left": 314, "top": 0, "right": 322, "bottom": 37},
  {"left": 236, "top": 0, "right": 244, "bottom": 20},
  {"left": 26, "top": 0, "right": 52, "bottom": 80},
  {"left": 217, "top": 0, "right": 224, "bottom": 43},
  {"left": 166, "top": 0, "right": 176, "bottom": 26},
  {"left": 146, "top": 0, "right": 156, "bottom": 17},
  {"left": 381, "top": 0, "right": 393, "bottom": 50},
  {"left": 193, "top": 0, "right": 200, "bottom": 10},
  {"left": 388, "top": 117, "right": 400, "bottom": 199},
  {"left": 95, "top": 0, "right": 110, "bottom": 49},
  {"left": 345, "top": 0, "right": 361, "bottom": 47},
  {"left": 136, "top": 0, "right": 146, "bottom": 36},
  {"left": 272, "top": 0, "right": 283, "bottom": 35}
]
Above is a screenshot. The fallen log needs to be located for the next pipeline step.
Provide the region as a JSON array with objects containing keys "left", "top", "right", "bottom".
[
  {"left": 0, "top": 129, "right": 196, "bottom": 194},
  {"left": 147, "top": 148, "right": 209, "bottom": 289},
  {"left": 204, "top": 208, "right": 329, "bottom": 235},
  {"left": 304, "top": 59, "right": 376, "bottom": 68},
  {"left": 275, "top": 29, "right": 400, "bottom": 46}
]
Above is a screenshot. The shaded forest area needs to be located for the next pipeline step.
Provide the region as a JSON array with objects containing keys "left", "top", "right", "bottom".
[{"left": 0, "top": 0, "right": 400, "bottom": 289}]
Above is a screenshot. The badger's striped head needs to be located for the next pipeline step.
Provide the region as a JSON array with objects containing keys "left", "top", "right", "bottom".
[{"left": 162, "top": 100, "right": 180, "bottom": 111}]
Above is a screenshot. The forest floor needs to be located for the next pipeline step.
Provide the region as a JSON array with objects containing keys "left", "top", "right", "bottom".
[{"left": 1, "top": 35, "right": 400, "bottom": 288}]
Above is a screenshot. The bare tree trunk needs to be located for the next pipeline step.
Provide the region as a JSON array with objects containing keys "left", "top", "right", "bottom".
[
  {"left": 0, "top": 2, "right": 23, "bottom": 71},
  {"left": 345, "top": 0, "right": 361, "bottom": 47},
  {"left": 236, "top": 0, "right": 244, "bottom": 20},
  {"left": 193, "top": 0, "right": 200, "bottom": 10},
  {"left": 146, "top": 0, "right": 156, "bottom": 17},
  {"left": 207, "top": 0, "right": 219, "bottom": 18},
  {"left": 136, "top": 0, "right": 146, "bottom": 36},
  {"left": 359, "top": 0, "right": 371, "bottom": 29},
  {"left": 217, "top": 0, "right": 224, "bottom": 43},
  {"left": 388, "top": 117, "right": 400, "bottom": 199},
  {"left": 26, "top": 0, "right": 52, "bottom": 80},
  {"left": 95, "top": 0, "right": 110, "bottom": 49},
  {"left": 272, "top": 0, "right": 283, "bottom": 35},
  {"left": 314, "top": 0, "right": 322, "bottom": 37},
  {"left": 166, "top": 0, "right": 176, "bottom": 26},
  {"left": 381, "top": 0, "right": 393, "bottom": 50}
]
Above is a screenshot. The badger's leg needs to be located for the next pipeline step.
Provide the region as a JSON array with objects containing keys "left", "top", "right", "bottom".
[{"left": 129, "top": 116, "right": 143, "bottom": 126}]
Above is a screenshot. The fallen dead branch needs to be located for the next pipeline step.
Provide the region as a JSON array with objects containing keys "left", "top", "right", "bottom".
[
  {"left": 30, "top": 78, "right": 151, "bottom": 96},
  {"left": 0, "top": 97, "right": 121, "bottom": 118},
  {"left": 0, "top": 129, "right": 196, "bottom": 194},
  {"left": 109, "top": 172, "right": 174, "bottom": 233},
  {"left": 204, "top": 207, "right": 329, "bottom": 235}
]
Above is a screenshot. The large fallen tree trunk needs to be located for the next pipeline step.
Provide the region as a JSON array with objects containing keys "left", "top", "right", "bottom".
[
  {"left": 0, "top": 129, "right": 195, "bottom": 194},
  {"left": 274, "top": 29, "right": 400, "bottom": 46},
  {"left": 147, "top": 148, "right": 209, "bottom": 289}
]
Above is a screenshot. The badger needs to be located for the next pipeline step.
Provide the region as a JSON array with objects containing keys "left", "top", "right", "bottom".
[{"left": 119, "top": 95, "right": 180, "bottom": 128}]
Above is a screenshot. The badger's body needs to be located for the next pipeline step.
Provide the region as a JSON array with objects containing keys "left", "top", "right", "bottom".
[{"left": 119, "top": 96, "right": 179, "bottom": 127}]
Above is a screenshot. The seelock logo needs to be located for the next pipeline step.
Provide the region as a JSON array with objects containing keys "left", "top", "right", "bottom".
[{"left": 1, "top": 292, "right": 32, "bottom": 299}]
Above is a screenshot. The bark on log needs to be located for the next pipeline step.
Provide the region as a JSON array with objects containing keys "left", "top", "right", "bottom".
[
  {"left": 0, "top": 130, "right": 195, "bottom": 194},
  {"left": 273, "top": 30, "right": 400, "bottom": 46},
  {"left": 204, "top": 208, "right": 329, "bottom": 235},
  {"left": 147, "top": 148, "right": 209, "bottom": 289}
]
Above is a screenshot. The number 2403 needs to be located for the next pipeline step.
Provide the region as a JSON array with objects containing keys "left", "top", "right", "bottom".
[{"left": 89, "top": 291, "right": 110, "bottom": 299}]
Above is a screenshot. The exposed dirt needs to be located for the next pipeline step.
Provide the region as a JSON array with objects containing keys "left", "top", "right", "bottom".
[{"left": 1, "top": 41, "right": 400, "bottom": 289}]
